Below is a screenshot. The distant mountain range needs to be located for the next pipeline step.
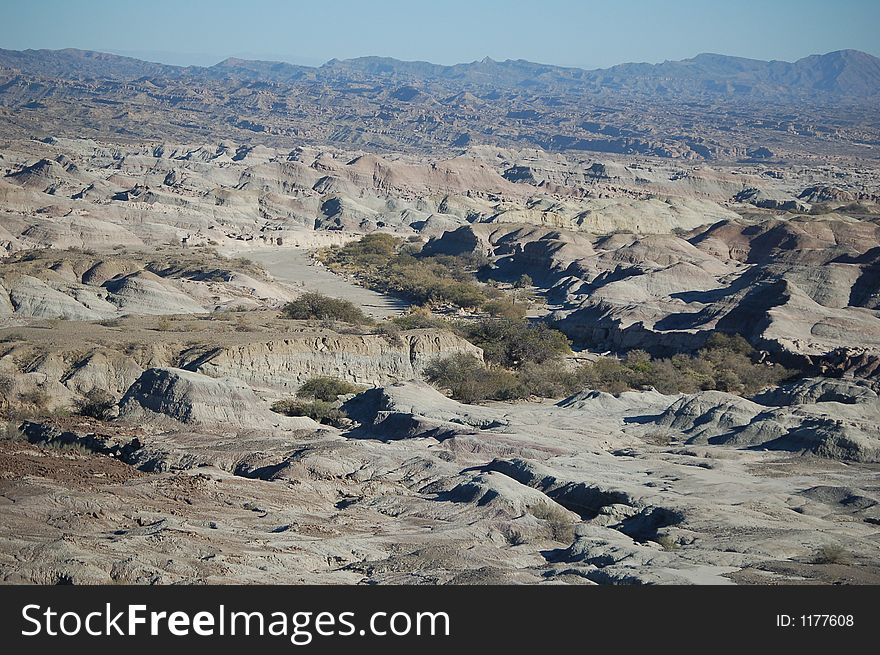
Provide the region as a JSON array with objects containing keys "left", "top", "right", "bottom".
[
  {"left": 1, "top": 47, "right": 879, "bottom": 100},
  {"left": 0, "top": 47, "right": 877, "bottom": 159}
]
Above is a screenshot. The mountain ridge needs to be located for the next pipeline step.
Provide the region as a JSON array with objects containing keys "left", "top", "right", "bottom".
[{"left": 1, "top": 47, "right": 878, "bottom": 99}]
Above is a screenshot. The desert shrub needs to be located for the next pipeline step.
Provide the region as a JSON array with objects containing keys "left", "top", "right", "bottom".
[
  {"left": 0, "top": 374, "right": 13, "bottom": 404},
  {"left": 579, "top": 357, "right": 635, "bottom": 395},
  {"left": 328, "top": 232, "right": 400, "bottom": 269},
  {"left": 320, "top": 235, "right": 490, "bottom": 309},
  {"left": 18, "top": 389, "right": 50, "bottom": 410},
  {"left": 575, "top": 333, "right": 798, "bottom": 396},
  {"left": 482, "top": 297, "right": 528, "bottom": 320},
  {"left": 270, "top": 398, "right": 347, "bottom": 427},
  {"left": 461, "top": 318, "right": 571, "bottom": 368},
  {"left": 425, "top": 352, "right": 587, "bottom": 403},
  {"left": 500, "top": 524, "right": 527, "bottom": 546},
  {"left": 296, "top": 376, "right": 363, "bottom": 402},
  {"left": 0, "top": 420, "right": 19, "bottom": 440},
  {"left": 75, "top": 389, "right": 117, "bottom": 420},
  {"left": 530, "top": 502, "right": 575, "bottom": 543},
  {"left": 374, "top": 321, "right": 403, "bottom": 345},
  {"left": 390, "top": 307, "right": 451, "bottom": 331},
  {"left": 281, "top": 292, "right": 372, "bottom": 325},
  {"left": 814, "top": 544, "right": 850, "bottom": 565},
  {"left": 655, "top": 534, "right": 680, "bottom": 551},
  {"left": 516, "top": 360, "right": 581, "bottom": 398},
  {"left": 381, "top": 256, "right": 486, "bottom": 307},
  {"left": 423, "top": 353, "right": 521, "bottom": 404},
  {"left": 703, "top": 332, "right": 753, "bottom": 354},
  {"left": 515, "top": 274, "right": 533, "bottom": 289}
]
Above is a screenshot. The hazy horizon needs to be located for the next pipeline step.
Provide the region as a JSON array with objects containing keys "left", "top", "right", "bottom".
[{"left": 1, "top": 0, "right": 878, "bottom": 71}]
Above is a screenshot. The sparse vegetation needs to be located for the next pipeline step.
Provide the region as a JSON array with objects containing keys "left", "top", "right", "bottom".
[
  {"left": 17, "top": 389, "right": 50, "bottom": 410},
  {"left": 373, "top": 321, "right": 404, "bottom": 345},
  {"left": 482, "top": 297, "right": 528, "bottom": 320},
  {"left": 514, "top": 360, "right": 582, "bottom": 398},
  {"left": 0, "top": 374, "right": 13, "bottom": 411},
  {"left": 271, "top": 376, "right": 363, "bottom": 426},
  {"left": 423, "top": 353, "right": 521, "bottom": 404},
  {"left": 319, "top": 233, "right": 491, "bottom": 309},
  {"left": 296, "top": 376, "right": 363, "bottom": 402},
  {"left": 460, "top": 318, "right": 571, "bottom": 368},
  {"left": 270, "top": 398, "right": 348, "bottom": 428},
  {"left": 75, "top": 389, "right": 117, "bottom": 420},
  {"left": 577, "top": 334, "right": 797, "bottom": 395},
  {"left": 425, "top": 331, "right": 798, "bottom": 404},
  {"left": 530, "top": 501, "right": 575, "bottom": 543},
  {"left": 281, "top": 292, "right": 372, "bottom": 325},
  {"left": 656, "top": 534, "right": 680, "bottom": 551},
  {"left": 423, "top": 317, "right": 579, "bottom": 402},
  {"left": 500, "top": 524, "right": 527, "bottom": 546},
  {"left": 389, "top": 307, "right": 450, "bottom": 331},
  {"left": 814, "top": 544, "right": 850, "bottom": 565}
]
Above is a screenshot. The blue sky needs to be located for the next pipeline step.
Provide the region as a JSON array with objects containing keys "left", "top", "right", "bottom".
[{"left": 1, "top": 0, "right": 878, "bottom": 69}]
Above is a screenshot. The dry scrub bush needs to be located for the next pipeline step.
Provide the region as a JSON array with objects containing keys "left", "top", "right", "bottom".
[{"left": 530, "top": 502, "right": 575, "bottom": 543}]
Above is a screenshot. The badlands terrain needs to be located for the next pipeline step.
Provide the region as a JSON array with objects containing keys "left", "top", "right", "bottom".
[{"left": 0, "top": 49, "right": 879, "bottom": 585}]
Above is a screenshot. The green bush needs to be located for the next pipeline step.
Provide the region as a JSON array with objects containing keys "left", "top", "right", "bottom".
[
  {"left": 281, "top": 292, "right": 372, "bottom": 325},
  {"left": 423, "top": 353, "right": 521, "bottom": 404},
  {"left": 296, "top": 376, "right": 363, "bottom": 402},
  {"left": 425, "top": 330, "right": 799, "bottom": 404},
  {"left": 575, "top": 333, "right": 797, "bottom": 396},
  {"left": 320, "top": 235, "right": 490, "bottom": 309},
  {"left": 461, "top": 318, "right": 571, "bottom": 368},
  {"left": 515, "top": 360, "right": 581, "bottom": 398}
]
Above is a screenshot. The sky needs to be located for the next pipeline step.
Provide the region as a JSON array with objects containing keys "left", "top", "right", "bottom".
[{"left": 1, "top": 0, "right": 878, "bottom": 69}]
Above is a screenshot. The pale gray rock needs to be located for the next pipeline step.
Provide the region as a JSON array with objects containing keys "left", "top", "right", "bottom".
[{"left": 119, "top": 367, "right": 316, "bottom": 430}]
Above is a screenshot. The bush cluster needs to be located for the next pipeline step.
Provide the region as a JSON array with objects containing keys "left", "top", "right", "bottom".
[
  {"left": 296, "top": 376, "right": 363, "bottom": 402},
  {"left": 578, "top": 334, "right": 796, "bottom": 395},
  {"left": 320, "top": 233, "right": 506, "bottom": 310},
  {"left": 270, "top": 398, "right": 347, "bottom": 427},
  {"left": 459, "top": 318, "right": 571, "bottom": 368},
  {"left": 281, "top": 292, "right": 372, "bottom": 325},
  {"left": 388, "top": 307, "right": 451, "bottom": 331},
  {"left": 423, "top": 316, "right": 577, "bottom": 403},
  {"left": 271, "top": 376, "right": 362, "bottom": 427},
  {"left": 423, "top": 353, "right": 521, "bottom": 404},
  {"left": 424, "top": 332, "right": 798, "bottom": 404}
]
